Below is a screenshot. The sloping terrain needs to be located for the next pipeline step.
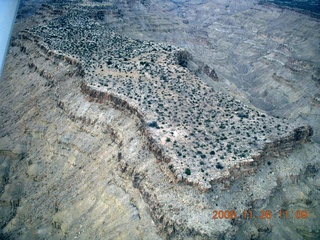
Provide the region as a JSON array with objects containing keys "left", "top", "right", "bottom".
[
  {"left": 0, "top": 0, "right": 319, "bottom": 239},
  {"left": 92, "top": 0, "right": 320, "bottom": 143},
  {"left": 23, "top": 5, "right": 312, "bottom": 191}
]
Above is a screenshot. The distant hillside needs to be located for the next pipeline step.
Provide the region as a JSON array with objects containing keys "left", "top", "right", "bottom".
[{"left": 260, "top": 0, "right": 320, "bottom": 17}]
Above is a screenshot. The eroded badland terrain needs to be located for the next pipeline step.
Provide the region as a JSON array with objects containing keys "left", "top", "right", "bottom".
[{"left": 0, "top": 0, "right": 320, "bottom": 239}]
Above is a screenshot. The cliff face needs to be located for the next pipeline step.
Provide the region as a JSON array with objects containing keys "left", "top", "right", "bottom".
[
  {"left": 25, "top": 5, "right": 316, "bottom": 192},
  {"left": 89, "top": 0, "right": 320, "bottom": 143},
  {"left": 81, "top": 82, "right": 314, "bottom": 187},
  {"left": 1, "top": 1, "right": 320, "bottom": 239},
  {"left": 260, "top": 126, "right": 313, "bottom": 157},
  {"left": 0, "top": 29, "right": 162, "bottom": 240}
]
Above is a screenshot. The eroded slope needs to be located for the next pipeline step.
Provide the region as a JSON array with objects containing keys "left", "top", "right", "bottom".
[
  {"left": 24, "top": 8, "right": 313, "bottom": 191},
  {"left": 1, "top": 1, "right": 319, "bottom": 239}
]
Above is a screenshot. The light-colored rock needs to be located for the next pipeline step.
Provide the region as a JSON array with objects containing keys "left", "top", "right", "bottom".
[{"left": 0, "top": 1, "right": 319, "bottom": 239}]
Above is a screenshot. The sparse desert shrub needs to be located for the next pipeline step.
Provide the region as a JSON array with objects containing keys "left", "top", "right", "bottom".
[
  {"left": 148, "top": 121, "right": 159, "bottom": 128},
  {"left": 200, "top": 154, "right": 206, "bottom": 159},
  {"left": 174, "top": 50, "right": 192, "bottom": 67},
  {"left": 216, "top": 162, "right": 224, "bottom": 169},
  {"left": 237, "top": 112, "right": 248, "bottom": 118}
]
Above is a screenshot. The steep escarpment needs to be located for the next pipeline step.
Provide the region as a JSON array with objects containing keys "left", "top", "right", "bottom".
[
  {"left": 12, "top": 35, "right": 317, "bottom": 239},
  {"left": 87, "top": 0, "right": 320, "bottom": 143},
  {"left": 1, "top": 38, "right": 319, "bottom": 239},
  {"left": 81, "top": 82, "right": 313, "bottom": 187},
  {"left": 1, "top": 1, "right": 319, "bottom": 239},
  {"left": 13, "top": 5, "right": 314, "bottom": 193},
  {"left": 1, "top": 31, "right": 163, "bottom": 240}
]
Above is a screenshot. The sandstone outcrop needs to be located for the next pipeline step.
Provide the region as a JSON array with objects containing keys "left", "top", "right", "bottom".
[
  {"left": 14, "top": 12, "right": 313, "bottom": 192},
  {"left": 1, "top": 1, "right": 319, "bottom": 239}
]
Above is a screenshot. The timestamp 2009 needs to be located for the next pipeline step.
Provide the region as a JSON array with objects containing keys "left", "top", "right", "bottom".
[{"left": 212, "top": 210, "right": 309, "bottom": 220}]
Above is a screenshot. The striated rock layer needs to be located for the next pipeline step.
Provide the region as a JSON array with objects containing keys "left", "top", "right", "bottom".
[
  {"left": 17, "top": 5, "right": 312, "bottom": 192},
  {"left": 1, "top": 1, "right": 319, "bottom": 239}
]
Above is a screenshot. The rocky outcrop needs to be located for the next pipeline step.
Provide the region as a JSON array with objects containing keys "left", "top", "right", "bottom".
[
  {"left": 2, "top": 1, "right": 319, "bottom": 239},
  {"left": 260, "top": 126, "right": 313, "bottom": 157},
  {"left": 80, "top": 80, "right": 314, "bottom": 193},
  {"left": 174, "top": 49, "right": 219, "bottom": 81},
  {"left": 14, "top": 22, "right": 315, "bottom": 193}
]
